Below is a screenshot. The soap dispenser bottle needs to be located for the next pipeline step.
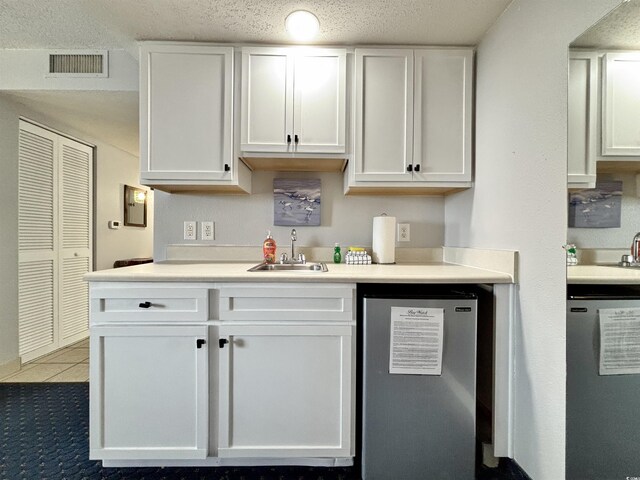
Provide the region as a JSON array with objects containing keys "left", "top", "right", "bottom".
[
  {"left": 263, "top": 231, "right": 277, "bottom": 264},
  {"left": 333, "top": 243, "right": 342, "bottom": 264}
]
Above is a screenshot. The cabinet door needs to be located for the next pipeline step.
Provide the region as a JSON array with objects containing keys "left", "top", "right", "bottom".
[
  {"left": 293, "top": 49, "right": 346, "bottom": 153},
  {"left": 218, "top": 324, "right": 352, "bottom": 458},
  {"left": 241, "top": 47, "right": 294, "bottom": 152},
  {"left": 603, "top": 52, "right": 640, "bottom": 156},
  {"left": 354, "top": 49, "right": 414, "bottom": 182},
  {"left": 413, "top": 49, "right": 473, "bottom": 182},
  {"left": 90, "top": 325, "right": 209, "bottom": 460},
  {"left": 140, "top": 44, "right": 233, "bottom": 180},
  {"left": 568, "top": 51, "right": 597, "bottom": 188}
]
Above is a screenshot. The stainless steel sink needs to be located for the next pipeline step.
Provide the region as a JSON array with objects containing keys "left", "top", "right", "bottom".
[{"left": 248, "top": 262, "right": 328, "bottom": 272}]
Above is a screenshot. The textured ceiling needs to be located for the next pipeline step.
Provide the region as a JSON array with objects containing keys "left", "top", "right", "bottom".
[
  {"left": 0, "top": 0, "right": 513, "bottom": 155},
  {"left": 0, "top": 0, "right": 512, "bottom": 50},
  {"left": 572, "top": 0, "right": 640, "bottom": 49}
]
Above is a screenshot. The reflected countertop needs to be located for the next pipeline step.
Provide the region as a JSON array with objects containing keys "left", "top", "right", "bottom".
[{"left": 568, "top": 265, "right": 640, "bottom": 284}]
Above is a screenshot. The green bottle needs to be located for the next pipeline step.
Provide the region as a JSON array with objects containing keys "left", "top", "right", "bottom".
[{"left": 333, "top": 243, "right": 342, "bottom": 264}]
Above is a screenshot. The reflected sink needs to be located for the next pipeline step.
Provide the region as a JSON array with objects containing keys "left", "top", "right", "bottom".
[{"left": 248, "top": 262, "right": 328, "bottom": 272}]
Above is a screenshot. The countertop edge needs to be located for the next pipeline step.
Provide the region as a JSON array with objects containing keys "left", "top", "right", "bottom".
[{"left": 84, "top": 262, "right": 514, "bottom": 284}]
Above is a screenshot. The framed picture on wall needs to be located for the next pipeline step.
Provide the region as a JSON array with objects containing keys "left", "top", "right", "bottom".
[
  {"left": 124, "top": 185, "right": 148, "bottom": 227},
  {"left": 273, "top": 178, "right": 321, "bottom": 226}
]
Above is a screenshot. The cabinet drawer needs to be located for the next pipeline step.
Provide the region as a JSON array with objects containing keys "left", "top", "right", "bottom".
[
  {"left": 219, "top": 283, "right": 354, "bottom": 322},
  {"left": 91, "top": 287, "right": 208, "bottom": 323}
]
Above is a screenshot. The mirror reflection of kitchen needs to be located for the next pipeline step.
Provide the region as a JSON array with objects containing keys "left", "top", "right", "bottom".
[
  {"left": 124, "top": 185, "right": 147, "bottom": 227},
  {"left": 568, "top": 0, "right": 640, "bottom": 261},
  {"left": 566, "top": 3, "right": 640, "bottom": 479}
]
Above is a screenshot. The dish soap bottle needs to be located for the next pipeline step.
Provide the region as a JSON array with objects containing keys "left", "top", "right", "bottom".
[
  {"left": 263, "top": 231, "right": 277, "bottom": 264},
  {"left": 333, "top": 243, "right": 342, "bottom": 264}
]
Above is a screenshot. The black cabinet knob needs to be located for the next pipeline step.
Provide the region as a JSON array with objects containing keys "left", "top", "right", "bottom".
[
  {"left": 139, "top": 301, "right": 152, "bottom": 308},
  {"left": 406, "top": 164, "right": 413, "bottom": 172},
  {"left": 294, "top": 134, "right": 299, "bottom": 144},
  {"left": 219, "top": 338, "right": 229, "bottom": 349},
  {"left": 287, "top": 134, "right": 292, "bottom": 144},
  {"left": 224, "top": 163, "right": 230, "bottom": 172},
  {"left": 414, "top": 164, "right": 420, "bottom": 172},
  {"left": 196, "top": 339, "right": 206, "bottom": 349}
]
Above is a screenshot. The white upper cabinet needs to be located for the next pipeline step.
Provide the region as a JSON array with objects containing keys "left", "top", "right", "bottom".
[
  {"left": 354, "top": 48, "right": 414, "bottom": 182},
  {"left": 568, "top": 51, "right": 597, "bottom": 188},
  {"left": 241, "top": 47, "right": 346, "bottom": 153},
  {"left": 602, "top": 52, "right": 640, "bottom": 156},
  {"left": 350, "top": 47, "right": 473, "bottom": 193},
  {"left": 413, "top": 49, "right": 473, "bottom": 182},
  {"left": 140, "top": 43, "right": 249, "bottom": 192}
]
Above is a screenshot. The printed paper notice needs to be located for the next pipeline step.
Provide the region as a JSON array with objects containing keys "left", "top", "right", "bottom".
[
  {"left": 389, "top": 306, "right": 444, "bottom": 375},
  {"left": 599, "top": 308, "right": 640, "bottom": 375}
]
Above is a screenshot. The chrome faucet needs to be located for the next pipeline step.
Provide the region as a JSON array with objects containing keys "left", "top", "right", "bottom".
[
  {"left": 280, "top": 229, "right": 305, "bottom": 264},
  {"left": 291, "top": 229, "right": 297, "bottom": 260},
  {"left": 620, "top": 232, "right": 640, "bottom": 267},
  {"left": 633, "top": 232, "right": 640, "bottom": 262}
]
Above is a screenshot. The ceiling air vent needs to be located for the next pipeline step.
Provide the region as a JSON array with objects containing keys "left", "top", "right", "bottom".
[{"left": 47, "top": 50, "right": 108, "bottom": 78}]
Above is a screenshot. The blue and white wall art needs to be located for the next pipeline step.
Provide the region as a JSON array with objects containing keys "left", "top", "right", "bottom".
[
  {"left": 274, "top": 178, "right": 321, "bottom": 226},
  {"left": 569, "top": 181, "right": 622, "bottom": 228}
]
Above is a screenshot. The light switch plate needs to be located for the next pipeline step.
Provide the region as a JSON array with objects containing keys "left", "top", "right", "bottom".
[
  {"left": 184, "top": 221, "right": 196, "bottom": 240},
  {"left": 201, "top": 221, "right": 214, "bottom": 240}
]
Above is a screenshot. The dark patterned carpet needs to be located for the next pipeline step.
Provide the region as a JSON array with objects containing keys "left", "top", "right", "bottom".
[{"left": 0, "top": 383, "right": 527, "bottom": 480}]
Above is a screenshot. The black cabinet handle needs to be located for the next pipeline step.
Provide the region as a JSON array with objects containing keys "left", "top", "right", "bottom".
[
  {"left": 196, "top": 339, "right": 206, "bottom": 349},
  {"left": 139, "top": 301, "right": 152, "bottom": 308},
  {"left": 224, "top": 163, "right": 230, "bottom": 172},
  {"left": 287, "top": 134, "right": 292, "bottom": 144},
  {"left": 414, "top": 164, "right": 420, "bottom": 172},
  {"left": 294, "top": 134, "right": 299, "bottom": 144},
  {"left": 219, "top": 338, "right": 229, "bottom": 349},
  {"left": 407, "top": 164, "right": 413, "bottom": 172}
]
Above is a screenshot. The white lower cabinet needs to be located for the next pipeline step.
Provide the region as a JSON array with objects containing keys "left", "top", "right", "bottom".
[
  {"left": 90, "top": 324, "right": 209, "bottom": 460},
  {"left": 217, "top": 324, "right": 353, "bottom": 458},
  {"left": 89, "top": 282, "right": 355, "bottom": 465}
]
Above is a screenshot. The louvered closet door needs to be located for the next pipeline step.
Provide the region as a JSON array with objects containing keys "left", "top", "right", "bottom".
[
  {"left": 18, "top": 122, "right": 59, "bottom": 361},
  {"left": 59, "top": 137, "right": 93, "bottom": 347}
]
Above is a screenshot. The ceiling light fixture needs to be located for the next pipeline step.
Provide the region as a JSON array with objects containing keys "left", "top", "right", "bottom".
[{"left": 285, "top": 10, "right": 319, "bottom": 42}]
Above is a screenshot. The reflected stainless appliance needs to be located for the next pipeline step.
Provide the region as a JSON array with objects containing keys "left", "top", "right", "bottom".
[
  {"left": 567, "top": 284, "right": 640, "bottom": 480},
  {"left": 360, "top": 288, "right": 477, "bottom": 480}
]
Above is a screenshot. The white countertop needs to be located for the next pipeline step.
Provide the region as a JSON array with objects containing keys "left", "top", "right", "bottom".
[
  {"left": 84, "top": 261, "right": 514, "bottom": 284},
  {"left": 567, "top": 265, "right": 640, "bottom": 284}
]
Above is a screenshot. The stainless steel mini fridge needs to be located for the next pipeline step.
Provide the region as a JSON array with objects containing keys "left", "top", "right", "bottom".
[
  {"left": 567, "top": 284, "right": 640, "bottom": 480},
  {"left": 361, "top": 292, "right": 477, "bottom": 480}
]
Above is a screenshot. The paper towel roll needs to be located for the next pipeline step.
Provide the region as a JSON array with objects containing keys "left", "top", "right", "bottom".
[{"left": 372, "top": 214, "right": 396, "bottom": 264}]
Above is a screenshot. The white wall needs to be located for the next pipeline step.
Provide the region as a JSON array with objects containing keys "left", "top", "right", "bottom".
[
  {"left": 154, "top": 171, "right": 444, "bottom": 259},
  {"left": 0, "top": 96, "right": 20, "bottom": 368},
  {"left": 568, "top": 172, "right": 640, "bottom": 248},
  {"left": 0, "top": 49, "right": 137, "bottom": 91},
  {"left": 95, "top": 145, "right": 154, "bottom": 270},
  {"left": 444, "top": 1, "right": 620, "bottom": 478}
]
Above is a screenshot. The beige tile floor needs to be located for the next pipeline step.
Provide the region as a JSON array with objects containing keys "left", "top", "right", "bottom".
[{"left": 0, "top": 338, "right": 89, "bottom": 383}]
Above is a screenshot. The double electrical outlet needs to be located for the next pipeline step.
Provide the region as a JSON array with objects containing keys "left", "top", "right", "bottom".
[
  {"left": 184, "top": 221, "right": 215, "bottom": 241},
  {"left": 397, "top": 223, "right": 410, "bottom": 242}
]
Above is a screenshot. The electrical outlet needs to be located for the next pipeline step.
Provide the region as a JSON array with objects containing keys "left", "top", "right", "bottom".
[
  {"left": 201, "top": 221, "right": 214, "bottom": 241},
  {"left": 398, "top": 223, "right": 410, "bottom": 242},
  {"left": 184, "top": 221, "right": 196, "bottom": 240}
]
